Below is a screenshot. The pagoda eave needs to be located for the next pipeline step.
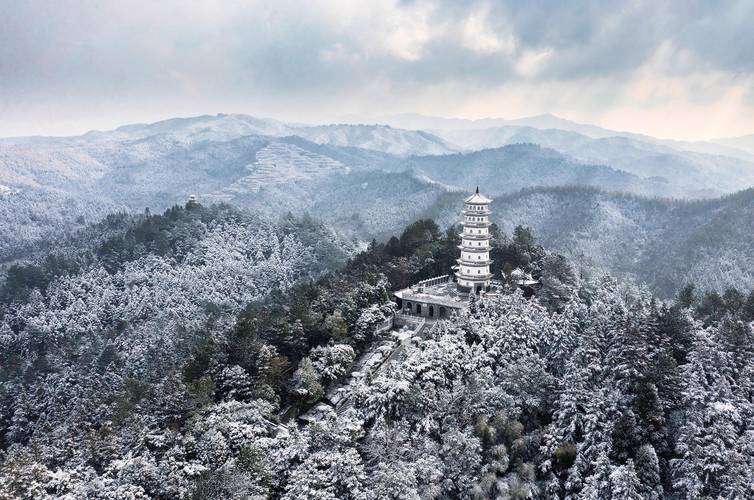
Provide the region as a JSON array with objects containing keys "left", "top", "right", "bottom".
[
  {"left": 462, "top": 234, "right": 492, "bottom": 240},
  {"left": 455, "top": 272, "right": 494, "bottom": 280},
  {"left": 457, "top": 258, "right": 493, "bottom": 266},
  {"left": 458, "top": 245, "right": 490, "bottom": 252}
]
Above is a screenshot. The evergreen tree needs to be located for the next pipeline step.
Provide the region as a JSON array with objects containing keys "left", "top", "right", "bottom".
[
  {"left": 675, "top": 284, "right": 696, "bottom": 309},
  {"left": 672, "top": 328, "right": 744, "bottom": 499},
  {"left": 743, "top": 289, "right": 754, "bottom": 322},
  {"left": 287, "top": 358, "right": 324, "bottom": 404},
  {"left": 609, "top": 460, "right": 642, "bottom": 500},
  {"left": 580, "top": 451, "right": 613, "bottom": 500},
  {"left": 723, "top": 287, "right": 745, "bottom": 315},
  {"left": 634, "top": 444, "right": 663, "bottom": 500}
]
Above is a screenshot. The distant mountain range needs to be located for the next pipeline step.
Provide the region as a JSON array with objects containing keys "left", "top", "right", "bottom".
[
  {"left": 381, "top": 112, "right": 754, "bottom": 159},
  {"left": 716, "top": 133, "right": 754, "bottom": 156},
  {"left": 431, "top": 126, "right": 754, "bottom": 197},
  {"left": 5, "top": 112, "right": 754, "bottom": 202},
  {"left": 80, "top": 113, "right": 455, "bottom": 156},
  {"left": 380, "top": 112, "right": 622, "bottom": 137},
  {"left": 1, "top": 112, "right": 753, "bottom": 296}
]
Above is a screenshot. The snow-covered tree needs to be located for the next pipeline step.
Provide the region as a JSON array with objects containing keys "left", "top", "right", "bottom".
[{"left": 609, "top": 460, "right": 642, "bottom": 500}]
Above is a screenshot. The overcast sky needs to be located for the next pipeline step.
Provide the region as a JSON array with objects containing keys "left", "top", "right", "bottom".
[{"left": 1, "top": 0, "right": 753, "bottom": 140}]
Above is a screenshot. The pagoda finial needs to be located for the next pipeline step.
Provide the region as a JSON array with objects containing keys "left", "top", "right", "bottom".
[{"left": 475, "top": 186, "right": 479, "bottom": 194}]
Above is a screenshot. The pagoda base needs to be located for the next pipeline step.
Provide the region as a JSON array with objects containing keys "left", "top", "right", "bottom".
[{"left": 456, "top": 282, "right": 491, "bottom": 294}]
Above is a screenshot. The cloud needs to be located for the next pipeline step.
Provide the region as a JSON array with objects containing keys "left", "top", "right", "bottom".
[{"left": 0, "top": 0, "right": 752, "bottom": 139}]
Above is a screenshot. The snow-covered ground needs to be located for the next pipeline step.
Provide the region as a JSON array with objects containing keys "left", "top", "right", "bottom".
[{"left": 223, "top": 142, "right": 349, "bottom": 194}]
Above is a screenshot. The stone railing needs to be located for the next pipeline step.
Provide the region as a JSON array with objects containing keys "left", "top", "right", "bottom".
[
  {"left": 414, "top": 274, "right": 451, "bottom": 290},
  {"left": 373, "top": 315, "right": 395, "bottom": 336},
  {"left": 394, "top": 312, "right": 426, "bottom": 330}
]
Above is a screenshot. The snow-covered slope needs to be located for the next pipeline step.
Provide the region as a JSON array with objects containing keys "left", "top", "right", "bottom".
[
  {"left": 85, "top": 113, "right": 291, "bottom": 143},
  {"left": 435, "top": 125, "right": 754, "bottom": 197},
  {"left": 2, "top": 112, "right": 754, "bottom": 265},
  {"left": 291, "top": 124, "right": 457, "bottom": 156},
  {"left": 382, "top": 112, "right": 624, "bottom": 137},
  {"left": 393, "top": 144, "right": 689, "bottom": 198},
  {"left": 716, "top": 133, "right": 754, "bottom": 156},
  {"left": 384, "top": 113, "right": 754, "bottom": 160},
  {"left": 47, "top": 113, "right": 457, "bottom": 156},
  {"left": 222, "top": 142, "right": 349, "bottom": 194},
  {"left": 426, "top": 186, "right": 754, "bottom": 297}
]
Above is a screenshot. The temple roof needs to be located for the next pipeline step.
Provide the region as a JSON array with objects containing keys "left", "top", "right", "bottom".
[{"left": 464, "top": 186, "right": 492, "bottom": 204}]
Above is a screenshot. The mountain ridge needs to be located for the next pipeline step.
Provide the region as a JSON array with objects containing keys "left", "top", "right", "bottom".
[{"left": 425, "top": 184, "right": 754, "bottom": 296}]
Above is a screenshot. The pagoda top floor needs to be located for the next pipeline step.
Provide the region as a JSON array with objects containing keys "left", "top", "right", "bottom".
[
  {"left": 463, "top": 209, "right": 491, "bottom": 217},
  {"left": 464, "top": 187, "right": 492, "bottom": 205}
]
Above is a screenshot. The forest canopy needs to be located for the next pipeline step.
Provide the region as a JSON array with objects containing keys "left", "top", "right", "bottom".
[{"left": 0, "top": 203, "right": 752, "bottom": 499}]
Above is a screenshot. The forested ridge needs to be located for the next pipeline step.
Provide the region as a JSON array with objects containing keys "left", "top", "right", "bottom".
[
  {"left": 0, "top": 204, "right": 753, "bottom": 498},
  {"left": 422, "top": 186, "right": 754, "bottom": 297},
  {"left": 4, "top": 114, "right": 754, "bottom": 302}
]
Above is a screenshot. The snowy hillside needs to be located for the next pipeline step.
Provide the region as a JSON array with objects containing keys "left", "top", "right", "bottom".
[
  {"left": 427, "top": 186, "right": 754, "bottom": 296},
  {"left": 383, "top": 112, "right": 754, "bottom": 158},
  {"left": 435, "top": 126, "right": 754, "bottom": 198},
  {"left": 717, "top": 133, "right": 754, "bottom": 156},
  {"left": 1, "top": 202, "right": 752, "bottom": 499},
  {"left": 222, "top": 142, "right": 350, "bottom": 194},
  {"left": 43, "top": 113, "right": 457, "bottom": 156},
  {"left": 395, "top": 144, "right": 678, "bottom": 198},
  {"left": 2, "top": 113, "right": 754, "bottom": 291},
  {"left": 98, "top": 113, "right": 291, "bottom": 142},
  {"left": 291, "top": 124, "right": 457, "bottom": 156}
]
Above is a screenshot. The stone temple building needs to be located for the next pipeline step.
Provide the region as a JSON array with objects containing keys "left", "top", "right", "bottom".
[{"left": 394, "top": 188, "right": 521, "bottom": 319}]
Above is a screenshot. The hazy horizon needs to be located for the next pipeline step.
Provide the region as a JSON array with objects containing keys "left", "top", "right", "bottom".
[
  {"left": 4, "top": 109, "right": 741, "bottom": 143},
  {"left": 2, "top": 1, "right": 754, "bottom": 141}
]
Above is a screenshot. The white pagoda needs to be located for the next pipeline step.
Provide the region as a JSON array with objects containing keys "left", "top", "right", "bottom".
[
  {"left": 455, "top": 187, "right": 493, "bottom": 294},
  {"left": 394, "top": 187, "right": 504, "bottom": 320}
]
